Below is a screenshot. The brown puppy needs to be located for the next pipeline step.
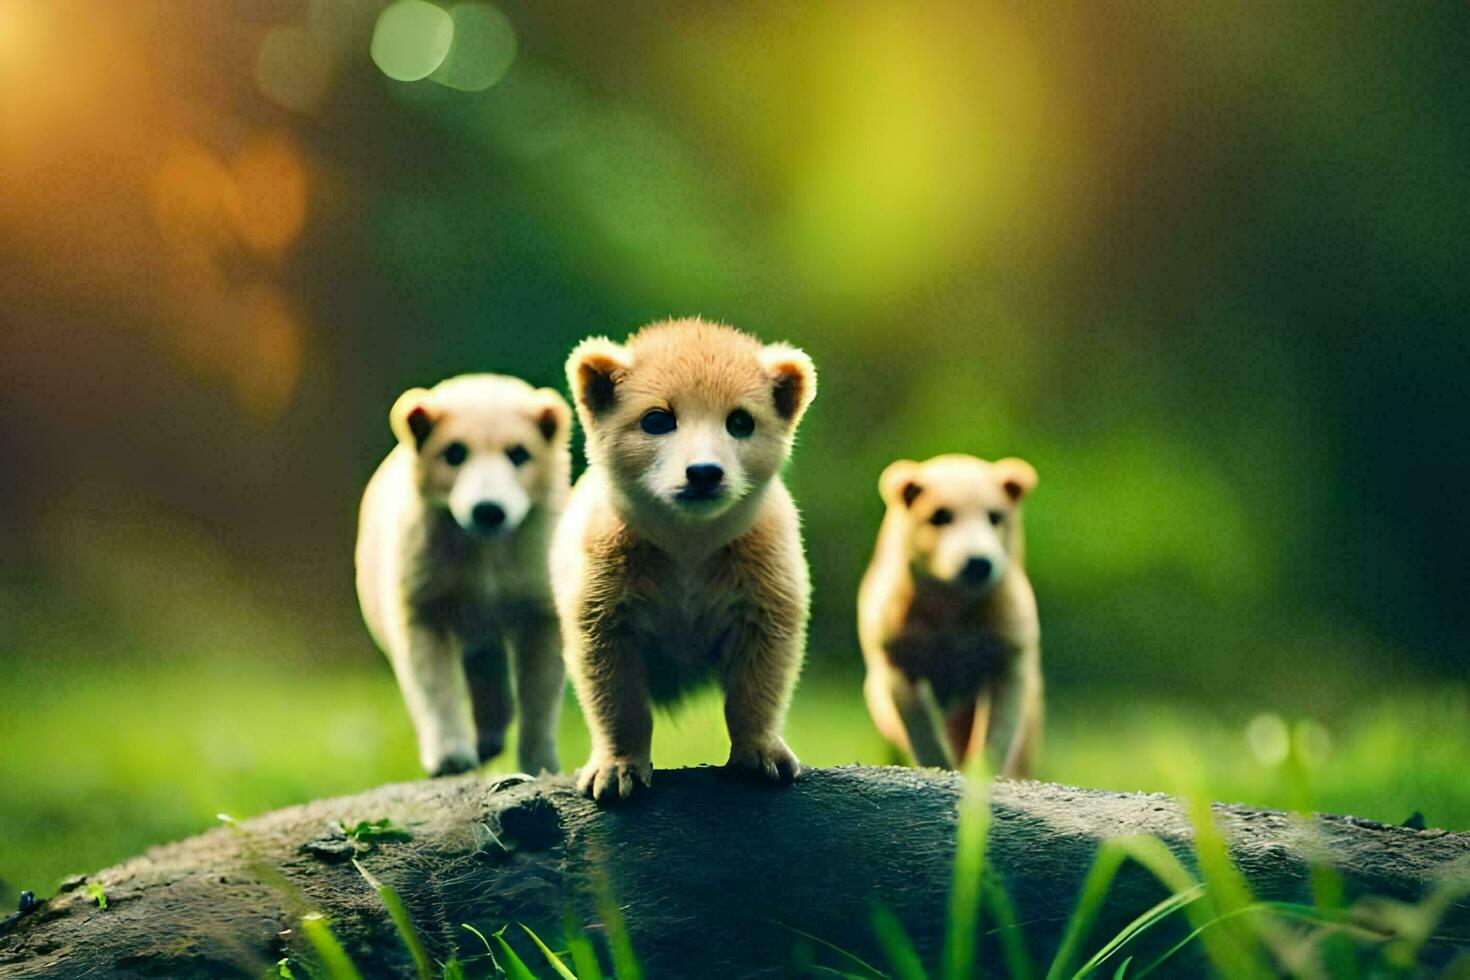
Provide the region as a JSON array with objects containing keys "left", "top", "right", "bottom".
[
  {"left": 552, "top": 317, "right": 817, "bottom": 802},
  {"left": 858, "top": 454, "right": 1042, "bottom": 776}
]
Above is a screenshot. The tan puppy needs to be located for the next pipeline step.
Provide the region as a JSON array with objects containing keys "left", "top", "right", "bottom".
[
  {"left": 552, "top": 317, "right": 817, "bottom": 802},
  {"left": 356, "top": 374, "right": 571, "bottom": 777},
  {"left": 859, "top": 454, "right": 1042, "bottom": 776}
]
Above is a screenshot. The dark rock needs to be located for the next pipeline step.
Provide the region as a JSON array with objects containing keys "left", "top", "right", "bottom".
[{"left": 1, "top": 768, "right": 1467, "bottom": 978}]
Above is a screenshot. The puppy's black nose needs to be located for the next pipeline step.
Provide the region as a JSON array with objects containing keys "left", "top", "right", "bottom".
[
  {"left": 472, "top": 501, "right": 506, "bottom": 530},
  {"left": 960, "top": 556, "right": 994, "bottom": 586},
  {"left": 685, "top": 463, "right": 724, "bottom": 489}
]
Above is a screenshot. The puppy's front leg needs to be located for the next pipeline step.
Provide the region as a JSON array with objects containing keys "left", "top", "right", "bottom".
[
  {"left": 507, "top": 613, "right": 565, "bottom": 775},
  {"left": 997, "top": 650, "right": 1043, "bottom": 779},
  {"left": 722, "top": 628, "right": 802, "bottom": 782},
  {"left": 889, "top": 670, "right": 956, "bottom": 769},
  {"left": 568, "top": 631, "right": 653, "bottom": 802},
  {"left": 982, "top": 664, "right": 1035, "bottom": 779},
  {"left": 962, "top": 686, "right": 993, "bottom": 768},
  {"left": 464, "top": 641, "right": 511, "bottom": 764},
  {"left": 392, "top": 620, "right": 477, "bottom": 776}
]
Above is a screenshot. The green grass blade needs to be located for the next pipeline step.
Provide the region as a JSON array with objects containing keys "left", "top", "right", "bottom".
[
  {"left": 563, "top": 909, "right": 605, "bottom": 980},
  {"left": 1044, "top": 840, "right": 1128, "bottom": 980},
  {"left": 1133, "top": 920, "right": 1211, "bottom": 979},
  {"left": 1180, "top": 797, "right": 1271, "bottom": 977},
  {"left": 301, "top": 913, "right": 364, "bottom": 980},
  {"left": 982, "top": 875, "right": 1033, "bottom": 980},
  {"left": 1111, "top": 956, "right": 1131, "bottom": 979},
  {"left": 595, "top": 890, "right": 642, "bottom": 980},
  {"left": 773, "top": 921, "right": 886, "bottom": 978},
  {"left": 1049, "top": 835, "right": 1214, "bottom": 980},
  {"left": 1071, "top": 882, "right": 1205, "bottom": 978},
  {"left": 943, "top": 755, "right": 992, "bottom": 980},
  {"left": 870, "top": 900, "right": 928, "bottom": 980},
  {"left": 441, "top": 958, "right": 465, "bottom": 980},
  {"left": 1111, "top": 835, "right": 1263, "bottom": 977},
  {"left": 520, "top": 922, "right": 578, "bottom": 980},
  {"left": 352, "top": 859, "right": 432, "bottom": 980},
  {"left": 460, "top": 923, "right": 493, "bottom": 957},
  {"left": 491, "top": 929, "right": 537, "bottom": 980},
  {"left": 1133, "top": 899, "right": 1397, "bottom": 978},
  {"left": 1109, "top": 837, "right": 1198, "bottom": 898},
  {"left": 1385, "top": 857, "right": 1470, "bottom": 967}
]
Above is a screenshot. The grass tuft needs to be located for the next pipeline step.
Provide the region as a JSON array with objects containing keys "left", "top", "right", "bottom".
[
  {"left": 941, "top": 754, "right": 992, "bottom": 979},
  {"left": 301, "top": 913, "right": 363, "bottom": 980},
  {"left": 869, "top": 900, "right": 927, "bottom": 980},
  {"left": 82, "top": 881, "right": 107, "bottom": 909},
  {"left": 352, "top": 858, "right": 432, "bottom": 980},
  {"left": 520, "top": 922, "right": 579, "bottom": 980},
  {"left": 564, "top": 909, "right": 606, "bottom": 980},
  {"left": 339, "top": 817, "right": 416, "bottom": 846},
  {"left": 594, "top": 884, "right": 642, "bottom": 980},
  {"left": 490, "top": 926, "right": 538, "bottom": 980}
]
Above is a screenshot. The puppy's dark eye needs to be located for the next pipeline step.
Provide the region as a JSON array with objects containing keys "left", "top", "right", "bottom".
[
  {"left": 443, "top": 442, "right": 468, "bottom": 466},
  {"left": 988, "top": 509, "right": 1004, "bottom": 526},
  {"left": 640, "top": 409, "right": 677, "bottom": 435},
  {"left": 507, "top": 444, "right": 530, "bottom": 467},
  {"left": 929, "top": 507, "right": 954, "bottom": 527},
  {"left": 726, "top": 409, "right": 755, "bottom": 439}
]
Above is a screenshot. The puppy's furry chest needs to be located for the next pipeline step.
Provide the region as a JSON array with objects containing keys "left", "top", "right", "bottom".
[
  {"left": 885, "top": 614, "right": 1019, "bottom": 708},
  {"left": 406, "top": 523, "right": 550, "bottom": 630},
  {"left": 620, "top": 551, "right": 748, "bottom": 703}
]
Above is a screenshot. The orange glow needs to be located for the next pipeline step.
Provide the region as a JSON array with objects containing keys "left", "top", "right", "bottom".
[
  {"left": 236, "top": 286, "right": 305, "bottom": 421},
  {"left": 231, "top": 132, "right": 310, "bottom": 257},
  {"left": 150, "top": 142, "right": 240, "bottom": 258}
]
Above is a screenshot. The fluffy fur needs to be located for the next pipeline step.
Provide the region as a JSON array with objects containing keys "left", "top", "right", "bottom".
[
  {"left": 356, "top": 374, "right": 571, "bottom": 776},
  {"left": 552, "top": 317, "right": 817, "bottom": 802},
  {"left": 858, "top": 454, "right": 1043, "bottom": 776}
]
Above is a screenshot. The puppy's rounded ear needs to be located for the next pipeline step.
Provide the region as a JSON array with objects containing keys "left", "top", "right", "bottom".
[
  {"left": 759, "top": 343, "right": 816, "bottom": 423},
  {"left": 880, "top": 460, "right": 923, "bottom": 508},
  {"left": 533, "top": 387, "right": 572, "bottom": 443},
  {"left": 390, "top": 388, "right": 437, "bottom": 448},
  {"left": 995, "top": 457, "right": 1038, "bottom": 501},
  {"left": 566, "top": 337, "right": 631, "bottom": 419}
]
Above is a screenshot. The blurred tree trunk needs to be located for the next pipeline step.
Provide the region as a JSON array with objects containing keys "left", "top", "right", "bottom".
[{"left": 2, "top": 767, "right": 1467, "bottom": 978}]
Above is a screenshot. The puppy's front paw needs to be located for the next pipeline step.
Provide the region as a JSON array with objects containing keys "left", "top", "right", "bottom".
[
  {"left": 477, "top": 732, "right": 506, "bottom": 764},
  {"left": 518, "top": 740, "right": 560, "bottom": 776},
  {"left": 727, "top": 738, "right": 801, "bottom": 783},
  {"left": 426, "top": 745, "right": 479, "bottom": 778},
  {"left": 576, "top": 755, "right": 652, "bottom": 803}
]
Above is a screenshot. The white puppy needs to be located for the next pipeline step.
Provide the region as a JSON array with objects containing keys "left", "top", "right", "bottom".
[{"left": 356, "top": 374, "right": 570, "bottom": 776}]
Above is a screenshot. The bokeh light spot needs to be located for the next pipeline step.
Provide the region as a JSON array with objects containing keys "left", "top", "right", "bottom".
[
  {"left": 1293, "top": 719, "right": 1332, "bottom": 767},
  {"left": 231, "top": 131, "right": 309, "bottom": 255},
  {"left": 237, "top": 286, "right": 304, "bottom": 421},
  {"left": 150, "top": 143, "right": 239, "bottom": 256},
  {"left": 1246, "top": 713, "right": 1289, "bottom": 767},
  {"left": 429, "top": 3, "right": 515, "bottom": 92},
  {"left": 370, "top": 0, "right": 454, "bottom": 82}
]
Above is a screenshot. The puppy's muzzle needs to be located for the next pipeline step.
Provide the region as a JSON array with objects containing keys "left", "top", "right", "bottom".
[
  {"left": 959, "top": 556, "right": 994, "bottom": 588},
  {"left": 677, "top": 463, "right": 726, "bottom": 502},
  {"left": 471, "top": 501, "right": 507, "bottom": 532}
]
